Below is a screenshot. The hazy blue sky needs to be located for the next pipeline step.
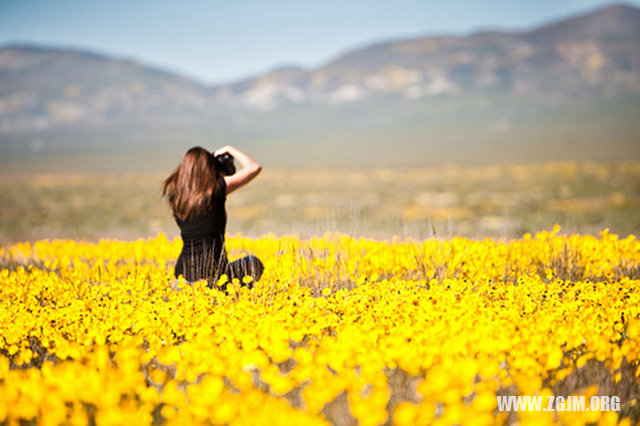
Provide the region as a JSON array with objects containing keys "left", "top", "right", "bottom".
[{"left": 1, "top": 0, "right": 637, "bottom": 85}]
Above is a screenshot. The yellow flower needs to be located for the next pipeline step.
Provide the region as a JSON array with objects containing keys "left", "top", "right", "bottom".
[{"left": 0, "top": 229, "right": 638, "bottom": 424}]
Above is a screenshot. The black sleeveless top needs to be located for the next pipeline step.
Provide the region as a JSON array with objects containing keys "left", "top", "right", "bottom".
[{"left": 174, "top": 177, "right": 228, "bottom": 281}]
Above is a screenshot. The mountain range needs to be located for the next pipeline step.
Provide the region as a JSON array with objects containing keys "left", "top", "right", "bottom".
[{"left": 1, "top": 3, "right": 639, "bottom": 171}]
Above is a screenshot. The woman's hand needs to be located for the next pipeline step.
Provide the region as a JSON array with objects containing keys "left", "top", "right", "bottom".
[
  {"left": 214, "top": 145, "right": 233, "bottom": 157},
  {"left": 215, "top": 145, "right": 262, "bottom": 195}
]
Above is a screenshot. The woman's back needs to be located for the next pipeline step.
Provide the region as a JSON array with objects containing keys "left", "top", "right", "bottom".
[{"left": 174, "top": 176, "right": 228, "bottom": 281}]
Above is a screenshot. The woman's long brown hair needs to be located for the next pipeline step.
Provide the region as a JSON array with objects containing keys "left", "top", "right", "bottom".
[{"left": 162, "top": 147, "right": 219, "bottom": 221}]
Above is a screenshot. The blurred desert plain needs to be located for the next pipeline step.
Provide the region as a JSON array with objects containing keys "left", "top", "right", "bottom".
[{"left": 1, "top": 161, "right": 638, "bottom": 244}]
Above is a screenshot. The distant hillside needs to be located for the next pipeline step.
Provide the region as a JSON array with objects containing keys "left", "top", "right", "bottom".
[
  {"left": 0, "top": 46, "right": 211, "bottom": 133},
  {"left": 1, "top": 3, "right": 639, "bottom": 171},
  {"left": 217, "top": 3, "right": 640, "bottom": 109}
]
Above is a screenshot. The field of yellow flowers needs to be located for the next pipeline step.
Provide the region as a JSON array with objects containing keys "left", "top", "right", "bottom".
[{"left": 1, "top": 227, "right": 639, "bottom": 425}]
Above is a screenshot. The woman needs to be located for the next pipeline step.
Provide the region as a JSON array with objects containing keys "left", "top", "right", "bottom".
[{"left": 162, "top": 145, "right": 263, "bottom": 289}]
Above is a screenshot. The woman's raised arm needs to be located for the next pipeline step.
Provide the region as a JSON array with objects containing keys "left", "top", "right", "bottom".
[{"left": 214, "top": 145, "right": 262, "bottom": 195}]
